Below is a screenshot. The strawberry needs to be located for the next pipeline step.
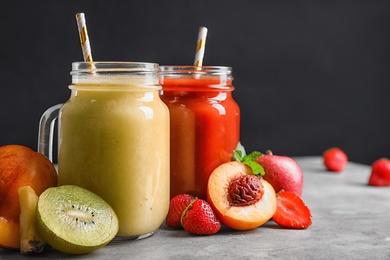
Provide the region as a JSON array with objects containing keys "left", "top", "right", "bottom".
[
  {"left": 368, "top": 158, "right": 390, "bottom": 186},
  {"left": 272, "top": 191, "right": 312, "bottom": 229},
  {"left": 181, "top": 199, "right": 221, "bottom": 235},
  {"left": 166, "top": 194, "right": 196, "bottom": 228},
  {"left": 323, "top": 147, "right": 348, "bottom": 172}
]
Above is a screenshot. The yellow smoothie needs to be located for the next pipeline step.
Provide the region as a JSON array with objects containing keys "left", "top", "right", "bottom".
[{"left": 58, "top": 81, "right": 170, "bottom": 238}]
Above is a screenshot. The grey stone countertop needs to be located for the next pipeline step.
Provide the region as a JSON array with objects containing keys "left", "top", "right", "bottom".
[{"left": 1, "top": 156, "right": 390, "bottom": 259}]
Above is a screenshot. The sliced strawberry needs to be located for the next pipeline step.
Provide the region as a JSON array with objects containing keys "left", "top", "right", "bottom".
[
  {"left": 181, "top": 199, "right": 221, "bottom": 235},
  {"left": 368, "top": 158, "right": 390, "bottom": 186},
  {"left": 272, "top": 191, "right": 312, "bottom": 229},
  {"left": 166, "top": 194, "right": 196, "bottom": 228}
]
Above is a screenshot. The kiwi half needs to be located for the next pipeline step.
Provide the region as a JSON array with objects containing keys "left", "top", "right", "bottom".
[{"left": 36, "top": 185, "right": 119, "bottom": 254}]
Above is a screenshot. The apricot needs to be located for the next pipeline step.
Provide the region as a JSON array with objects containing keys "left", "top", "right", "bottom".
[
  {"left": 0, "top": 144, "right": 57, "bottom": 248},
  {"left": 207, "top": 161, "right": 277, "bottom": 231}
]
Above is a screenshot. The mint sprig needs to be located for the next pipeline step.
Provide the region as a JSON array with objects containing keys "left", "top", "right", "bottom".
[{"left": 233, "top": 142, "right": 265, "bottom": 176}]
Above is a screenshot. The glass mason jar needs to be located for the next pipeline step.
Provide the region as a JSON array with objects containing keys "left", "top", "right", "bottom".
[
  {"left": 38, "top": 62, "right": 170, "bottom": 239},
  {"left": 159, "top": 66, "right": 240, "bottom": 199}
]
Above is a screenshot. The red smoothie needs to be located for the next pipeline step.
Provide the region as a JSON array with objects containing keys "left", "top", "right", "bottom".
[{"left": 160, "top": 66, "right": 240, "bottom": 199}]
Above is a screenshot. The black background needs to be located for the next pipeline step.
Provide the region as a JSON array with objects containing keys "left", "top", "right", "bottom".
[{"left": 1, "top": 0, "right": 389, "bottom": 165}]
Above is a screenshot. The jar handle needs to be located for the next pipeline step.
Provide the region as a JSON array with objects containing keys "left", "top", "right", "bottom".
[{"left": 37, "top": 104, "right": 63, "bottom": 162}]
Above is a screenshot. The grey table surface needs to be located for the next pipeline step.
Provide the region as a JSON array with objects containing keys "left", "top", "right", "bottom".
[{"left": 1, "top": 156, "right": 390, "bottom": 259}]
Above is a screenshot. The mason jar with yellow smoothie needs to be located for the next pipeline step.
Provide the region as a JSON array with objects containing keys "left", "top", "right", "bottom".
[{"left": 40, "top": 62, "right": 170, "bottom": 239}]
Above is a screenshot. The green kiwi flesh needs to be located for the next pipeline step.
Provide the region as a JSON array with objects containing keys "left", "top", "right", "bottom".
[{"left": 36, "top": 185, "right": 119, "bottom": 254}]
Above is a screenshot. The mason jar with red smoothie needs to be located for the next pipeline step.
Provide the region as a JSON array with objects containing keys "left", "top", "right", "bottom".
[{"left": 159, "top": 66, "right": 240, "bottom": 199}]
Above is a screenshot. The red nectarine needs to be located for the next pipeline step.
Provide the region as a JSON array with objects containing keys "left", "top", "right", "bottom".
[
  {"left": 0, "top": 144, "right": 57, "bottom": 249},
  {"left": 256, "top": 152, "right": 304, "bottom": 196}
]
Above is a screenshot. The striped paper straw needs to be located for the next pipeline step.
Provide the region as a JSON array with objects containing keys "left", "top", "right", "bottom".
[
  {"left": 76, "top": 13, "right": 93, "bottom": 62},
  {"left": 194, "top": 26, "right": 208, "bottom": 67}
]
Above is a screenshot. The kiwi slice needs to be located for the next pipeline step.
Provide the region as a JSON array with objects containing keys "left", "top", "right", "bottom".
[{"left": 36, "top": 185, "right": 119, "bottom": 254}]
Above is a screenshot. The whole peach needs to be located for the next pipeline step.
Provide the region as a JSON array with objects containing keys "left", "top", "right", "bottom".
[
  {"left": 0, "top": 144, "right": 57, "bottom": 248},
  {"left": 256, "top": 152, "right": 303, "bottom": 196}
]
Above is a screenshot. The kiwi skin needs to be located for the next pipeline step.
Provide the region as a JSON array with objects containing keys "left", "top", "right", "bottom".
[{"left": 36, "top": 185, "right": 119, "bottom": 254}]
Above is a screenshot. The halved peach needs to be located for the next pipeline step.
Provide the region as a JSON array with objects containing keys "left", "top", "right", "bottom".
[{"left": 207, "top": 161, "right": 277, "bottom": 230}]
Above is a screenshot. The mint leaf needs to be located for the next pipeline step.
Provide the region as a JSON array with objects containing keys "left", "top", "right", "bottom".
[
  {"left": 234, "top": 142, "right": 246, "bottom": 157},
  {"left": 243, "top": 160, "right": 265, "bottom": 176},
  {"left": 233, "top": 150, "right": 243, "bottom": 162},
  {"left": 232, "top": 144, "right": 264, "bottom": 176},
  {"left": 233, "top": 142, "right": 247, "bottom": 162},
  {"left": 242, "top": 151, "right": 264, "bottom": 176},
  {"left": 242, "top": 151, "right": 262, "bottom": 162}
]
